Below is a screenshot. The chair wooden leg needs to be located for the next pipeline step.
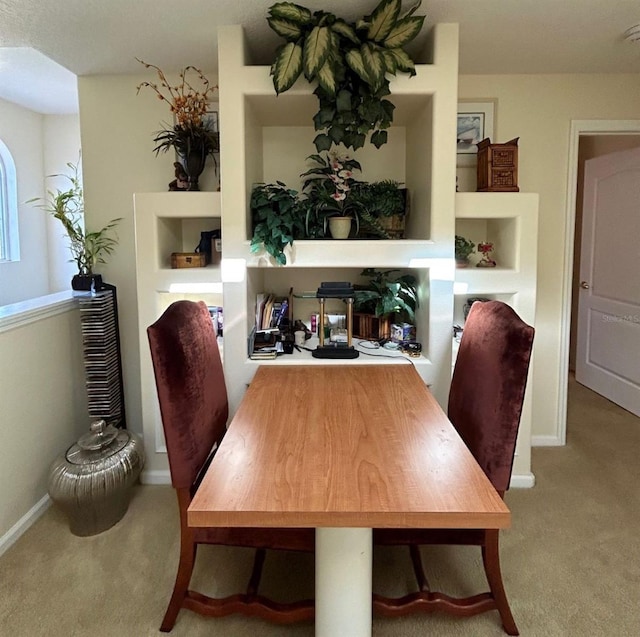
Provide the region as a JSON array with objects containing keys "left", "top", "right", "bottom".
[
  {"left": 409, "top": 545, "right": 430, "bottom": 591},
  {"left": 482, "top": 530, "right": 519, "bottom": 636},
  {"left": 247, "top": 548, "right": 266, "bottom": 596},
  {"left": 160, "top": 541, "right": 197, "bottom": 632}
]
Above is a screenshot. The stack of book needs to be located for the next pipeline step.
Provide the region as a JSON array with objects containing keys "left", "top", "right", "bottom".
[
  {"left": 248, "top": 289, "right": 293, "bottom": 360},
  {"left": 255, "top": 291, "right": 291, "bottom": 331},
  {"left": 248, "top": 327, "right": 282, "bottom": 359}
]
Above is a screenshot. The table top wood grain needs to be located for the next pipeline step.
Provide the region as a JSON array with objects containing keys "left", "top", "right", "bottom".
[{"left": 188, "top": 364, "right": 510, "bottom": 529}]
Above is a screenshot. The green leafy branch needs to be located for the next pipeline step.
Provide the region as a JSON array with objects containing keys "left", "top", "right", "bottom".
[
  {"left": 250, "top": 182, "right": 307, "bottom": 265},
  {"left": 354, "top": 268, "right": 418, "bottom": 320},
  {"left": 267, "top": 0, "right": 425, "bottom": 151},
  {"left": 27, "top": 161, "right": 121, "bottom": 275}
]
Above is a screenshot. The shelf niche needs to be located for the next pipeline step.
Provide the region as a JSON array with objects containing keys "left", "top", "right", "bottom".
[
  {"left": 156, "top": 216, "right": 221, "bottom": 270},
  {"left": 246, "top": 265, "right": 430, "bottom": 354},
  {"left": 219, "top": 23, "right": 457, "bottom": 413},
  {"left": 243, "top": 93, "right": 435, "bottom": 244},
  {"left": 455, "top": 216, "right": 518, "bottom": 270}
]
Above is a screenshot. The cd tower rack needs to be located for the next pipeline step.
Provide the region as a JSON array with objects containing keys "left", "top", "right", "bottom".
[{"left": 77, "top": 283, "right": 127, "bottom": 429}]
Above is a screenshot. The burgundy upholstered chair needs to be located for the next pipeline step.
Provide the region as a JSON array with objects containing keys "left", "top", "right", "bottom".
[
  {"left": 373, "top": 300, "right": 535, "bottom": 636},
  {"left": 147, "top": 300, "right": 314, "bottom": 632}
]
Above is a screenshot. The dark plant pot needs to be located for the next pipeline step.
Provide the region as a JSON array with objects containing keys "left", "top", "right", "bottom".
[
  {"left": 72, "top": 274, "right": 104, "bottom": 292},
  {"left": 180, "top": 146, "right": 207, "bottom": 191}
]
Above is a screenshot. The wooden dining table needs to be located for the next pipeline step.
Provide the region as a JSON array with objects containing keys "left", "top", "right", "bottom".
[{"left": 188, "top": 363, "right": 510, "bottom": 637}]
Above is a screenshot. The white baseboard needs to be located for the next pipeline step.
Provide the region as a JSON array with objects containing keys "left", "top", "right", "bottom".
[
  {"left": 0, "top": 468, "right": 534, "bottom": 556},
  {"left": 0, "top": 494, "right": 51, "bottom": 558},
  {"left": 510, "top": 472, "right": 535, "bottom": 488},
  {"left": 140, "top": 469, "right": 171, "bottom": 485},
  {"left": 532, "top": 435, "right": 564, "bottom": 447}
]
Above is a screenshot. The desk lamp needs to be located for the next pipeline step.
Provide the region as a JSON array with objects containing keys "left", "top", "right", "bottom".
[{"left": 312, "top": 282, "right": 360, "bottom": 359}]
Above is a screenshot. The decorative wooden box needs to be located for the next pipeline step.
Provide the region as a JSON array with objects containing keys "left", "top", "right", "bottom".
[
  {"left": 352, "top": 313, "right": 391, "bottom": 340},
  {"left": 171, "top": 252, "right": 206, "bottom": 268},
  {"left": 476, "top": 137, "right": 519, "bottom": 192},
  {"left": 377, "top": 214, "right": 406, "bottom": 239}
]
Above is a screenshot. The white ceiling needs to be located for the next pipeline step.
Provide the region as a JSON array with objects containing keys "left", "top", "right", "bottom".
[{"left": 0, "top": 0, "right": 639, "bottom": 114}]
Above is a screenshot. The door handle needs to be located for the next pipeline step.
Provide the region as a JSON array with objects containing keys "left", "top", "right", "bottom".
[{"left": 580, "top": 281, "right": 590, "bottom": 289}]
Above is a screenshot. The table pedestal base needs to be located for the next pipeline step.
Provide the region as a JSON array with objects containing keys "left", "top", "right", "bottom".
[{"left": 315, "top": 527, "right": 372, "bottom": 637}]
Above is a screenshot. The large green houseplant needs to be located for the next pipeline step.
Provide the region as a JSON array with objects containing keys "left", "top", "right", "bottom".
[
  {"left": 267, "top": 0, "right": 425, "bottom": 151},
  {"left": 300, "top": 152, "right": 395, "bottom": 239},
  {"left": 354, "top": 268, "right": 418, "bottom": 321},
  {"left": 250, "top": 182, "right": 307, "bottom": 264},
  {"left": 28, "top": 161, "right": 121, "bottom": 291},
  {"left": 352, "top": 267, "right": 418, "bottom": 340},
  {"left": 350, "top": 179, "right": 406, "bottom": 238},
  {"left": 251, "top": 152, "right": 408, "bottom": 257}
]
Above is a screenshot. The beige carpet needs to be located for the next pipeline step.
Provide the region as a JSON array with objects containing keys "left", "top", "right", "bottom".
[{"left": 2, "top": 377, "right": 639, "bottom": 636}]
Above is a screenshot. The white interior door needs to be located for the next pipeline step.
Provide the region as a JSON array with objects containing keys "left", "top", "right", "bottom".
[{"left": 576, "top": 146, "right": 640, "bottom": 415}]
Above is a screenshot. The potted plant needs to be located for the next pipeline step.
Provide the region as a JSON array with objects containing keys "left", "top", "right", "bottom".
[
  {"left": 267, "top": 0, "right": 425, "bottom": 152},
  {"left": 250, "top": 182, "right": 307, "bottom": 264},
  {"left": 455, "top": 235, "right": 475, "bottom": 268},
  {"left": 350, "top": 179, "right": 407, "bottom": 238},
  {"left": 136, "top": 59, "right": 219, "bottom": 191},
  {"left": 28, "top": 161, "right": 121, "bottom": 291},
  {"left": 353, "top": 268, "right": 418, "bottom": 339},
  {"left": 300, "top": 152, "right": 364, "bottom": 239}
]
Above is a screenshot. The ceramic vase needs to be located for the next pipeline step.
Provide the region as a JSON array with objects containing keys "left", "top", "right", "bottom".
[
  {"left": 328, "top": 216, "right": 352, "bottom": 239},
  {"left": 180, "top": 146, "right": 207, "bottom": 191}
]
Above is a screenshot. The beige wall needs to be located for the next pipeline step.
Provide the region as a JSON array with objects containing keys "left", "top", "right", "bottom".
[
  {"left": 0, "top": 98, "right": 49, "bottom": 305},
  {"left": 77, "top": 71, "right": 640, "bottom": 446},
  {"left": 459, "top": 74, "right": 640, "bottom": 441},
  {"left": 0, "top": 100, "right": 80, "bottom": 304},
  {"left": 78, "top": 72, "right": 216, "bottom": 437},
  {"left": 43, "top": 115, "right": 82, "bottom": 292},
  {"left": 0, "top": 308, "right": 87, "bottom": 542},
  {"left": 0, "top": 104, "right": 84, "bottom": 548}
]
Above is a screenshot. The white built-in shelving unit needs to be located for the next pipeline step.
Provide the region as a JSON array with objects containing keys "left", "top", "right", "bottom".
[
  {"left": 133, "top": 23, "right": 539, "bottom": 486},
  {"left": 134, "top": 192, "right": 223, "bottom": 473},
  {"left": 218, "top": 23, "right": 459, "bottom": 415},
  {"left": 454, "top": 192, "right": 538, "bottom": 484}
]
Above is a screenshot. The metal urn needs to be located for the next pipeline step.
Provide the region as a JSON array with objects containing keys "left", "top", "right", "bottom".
[{"left": 48, "top": 420, "right": 144, "bottom": 536}]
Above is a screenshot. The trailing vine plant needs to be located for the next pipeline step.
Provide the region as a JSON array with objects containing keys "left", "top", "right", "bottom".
[{"left": 267, "top": 0, "right": 425, "bottom": 152}]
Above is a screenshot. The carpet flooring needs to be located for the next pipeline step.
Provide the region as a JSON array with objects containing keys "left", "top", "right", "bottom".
[{"left": 1, "top": 377, "right": 639, "bottom": 636}]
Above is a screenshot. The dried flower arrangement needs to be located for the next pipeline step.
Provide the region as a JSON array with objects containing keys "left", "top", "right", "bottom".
[
  {"left": 136, "top": 59, "right": 217, "bottom": 127},
  {"left": 136, "top": 59, "right": 220, "bottom": 190}
]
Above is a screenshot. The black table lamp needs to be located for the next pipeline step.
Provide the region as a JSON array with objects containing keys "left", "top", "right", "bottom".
[{"left": 312, "top": 282, "right": 360, "bottom": 359}]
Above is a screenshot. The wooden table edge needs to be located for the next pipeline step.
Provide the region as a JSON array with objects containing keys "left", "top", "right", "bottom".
[{"left": 187, "top": 509, "right": 511, "bottom": 530}]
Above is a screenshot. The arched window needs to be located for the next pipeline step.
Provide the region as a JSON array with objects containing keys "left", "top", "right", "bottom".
[{"left": 0, "top": 139, "right": 20, "bottom": 262}]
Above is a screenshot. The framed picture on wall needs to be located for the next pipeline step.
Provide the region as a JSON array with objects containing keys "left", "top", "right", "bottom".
[
  {"left": 204, "top": 102, "right": 219, "bottom": 140},
  {"left": 457, "top": 100, "right": 497, "bottom": 166}
]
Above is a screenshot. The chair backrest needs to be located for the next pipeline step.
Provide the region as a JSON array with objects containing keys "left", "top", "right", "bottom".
[
  {"left": 448, "top": 300, "right": 534, "bottom": 494},
  {"left": 147, "top": 300, "right": 228, "bottom": 490}
]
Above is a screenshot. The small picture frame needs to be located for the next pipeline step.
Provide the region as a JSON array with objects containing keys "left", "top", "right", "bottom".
[
  {"left": 457, "top": 100, "right": 496, "bottom": 166},
  {"left": 204, "top": 103, "right": 219, "bottom": 139},
  {"left": 205, "top": 102, "right": 220, "bottom": 181}
]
